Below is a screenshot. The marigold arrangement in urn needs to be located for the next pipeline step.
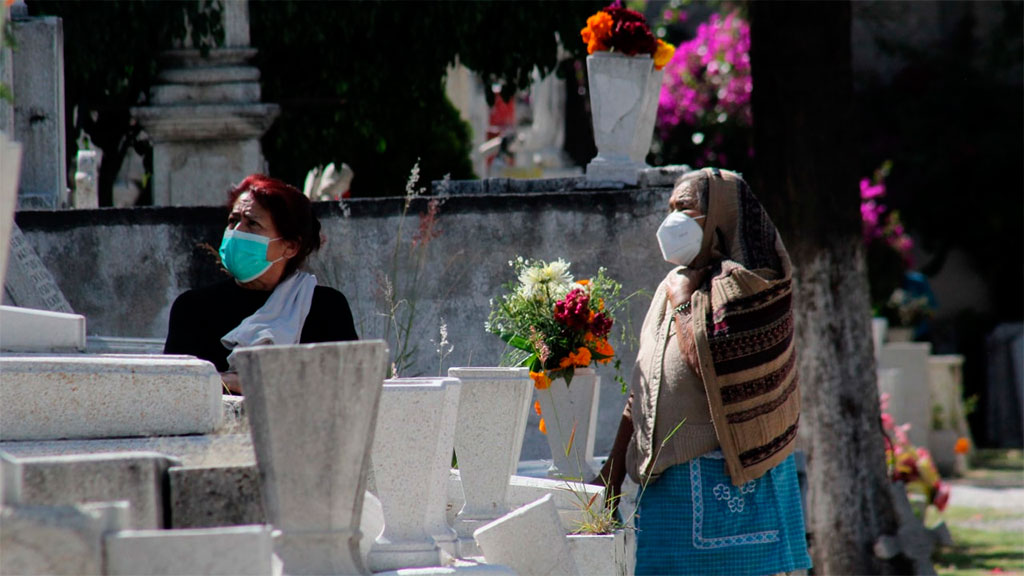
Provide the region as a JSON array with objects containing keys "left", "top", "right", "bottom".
[
  {"left": 486, "top": 257, "right": 627, "bottom": 432},
  {"left": 581, "top": 1, "right": 676, "bottom": 70}
]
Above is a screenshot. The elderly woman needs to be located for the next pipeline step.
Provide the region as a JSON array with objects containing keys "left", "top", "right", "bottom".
[
  {"left": 164, "top": 174, "right": 358, "bottom": 393},
  {"left": 598, "top": 168, "right": 811, "bottom": 575}
]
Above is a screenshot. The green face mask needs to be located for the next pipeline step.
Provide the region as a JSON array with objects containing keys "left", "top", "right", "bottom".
[{"left": 218, "top": 229, "right": 283, "bottom": 283}]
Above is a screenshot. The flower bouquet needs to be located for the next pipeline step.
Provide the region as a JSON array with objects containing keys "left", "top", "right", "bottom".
[
  {"left": 579, "top": 2, "right": 676, "bottom": 183},
  {"left": 487, "top": 257, "right": 627, "bottom": 478},
  {"left": 882, "top": 393, "right": 951, "bottom": 513},
  {"left": 486, "top": 257, "right": 623, "bottom": 390},
  {"left": 581, "top": 2, "right": 676, "bottom": 69}
]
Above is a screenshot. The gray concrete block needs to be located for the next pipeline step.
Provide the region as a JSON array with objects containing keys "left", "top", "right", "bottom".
[
  {"left": 105, "top": 525, "right": 275, "bottom": 576},
  {"left": 169, "top": 464, "right": 265, "bottom": 528},
  {"left": 17, "top": 452, "right": 180, "bottom": 529},
  {"left": 0, "top": 504, "right": 107, "bottom": 576},
  {"left": 1, "top": 449, "right": 22, "bottom": 506}
]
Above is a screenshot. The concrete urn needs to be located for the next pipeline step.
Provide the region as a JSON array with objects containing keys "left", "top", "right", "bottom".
[
  {"left": 537, "top": 368, "right": 601, "bottom": 480},
  {"left": 448, "top": 367, "right": 534, "bottom": 549},
  {"left": 585, "top": 52, "right": 665, "bottom": 185}
]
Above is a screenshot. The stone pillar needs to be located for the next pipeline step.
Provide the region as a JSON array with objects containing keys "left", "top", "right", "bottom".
[
  {"left": 132, "top": 0, "right": 278, "bottom": 206},
  {"left": 10, "top": 12, "right": 67, "bottom": 209}
]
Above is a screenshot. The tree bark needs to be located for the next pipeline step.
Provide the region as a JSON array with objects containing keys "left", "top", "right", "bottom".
[{"left": 749, "top": 2, "right": 911, "bottom": 574}]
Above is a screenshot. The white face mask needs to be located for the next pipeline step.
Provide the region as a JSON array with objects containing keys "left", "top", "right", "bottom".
[{"left": 657, "top": 211, "right": 706, "bottom": 266}]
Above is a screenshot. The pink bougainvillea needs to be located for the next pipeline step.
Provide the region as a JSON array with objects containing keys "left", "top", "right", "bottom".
[{"left": 657, "top": 11, "right": 752, "bottom": 138}]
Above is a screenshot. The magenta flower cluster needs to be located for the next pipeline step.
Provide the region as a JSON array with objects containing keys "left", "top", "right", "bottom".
[
  {"left": 657, "top": 11, "right": 752, "bottom": 138},
  {"left": 861, "top": 176, "right": 914, "bottom": 266},
  {"left": 554, "top": 288, "right": 591, "bottom": 330},
  {"left": 553, "top": 288, "right": 613, "bottom": 338}
]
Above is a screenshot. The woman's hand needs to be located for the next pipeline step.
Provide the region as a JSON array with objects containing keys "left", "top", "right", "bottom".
[
  {"left": 220, "top": 372, "right": 242, "bottom": 395},
  {"left": 666, "top": 266, "right": 709, "bottom": 310}
]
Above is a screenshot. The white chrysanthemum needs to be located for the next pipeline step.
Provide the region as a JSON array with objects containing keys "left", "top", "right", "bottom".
[{"left": 518, "top": 259, "right": 573, "bottom": 299}]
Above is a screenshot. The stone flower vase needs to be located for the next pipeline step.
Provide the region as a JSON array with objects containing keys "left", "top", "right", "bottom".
[
  {"left": 448, "top": 367, "right": 533, "bottom": 544},
  {"left": 537, "top": 368, "right": 601, "bottom": 480},
  {"left": 585, "top": 52, "right": 665, "bottom": 185}
]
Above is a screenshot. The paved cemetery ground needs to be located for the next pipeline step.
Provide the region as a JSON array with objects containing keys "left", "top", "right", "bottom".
[{"left": 935, "top": 449, "right": 1024, "bottom": 576}]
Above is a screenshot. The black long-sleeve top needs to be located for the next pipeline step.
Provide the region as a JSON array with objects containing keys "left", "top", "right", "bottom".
[{"left": 163, "top": 278, "right": 358, "bottom": 372}]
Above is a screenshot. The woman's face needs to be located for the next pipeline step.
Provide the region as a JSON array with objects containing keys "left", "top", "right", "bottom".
[
  {"left": 227, "top": 192, "right": 291, "bottom": 263},
  {"left": 669, "top": 181, "right": 706, "bottom": 229}
]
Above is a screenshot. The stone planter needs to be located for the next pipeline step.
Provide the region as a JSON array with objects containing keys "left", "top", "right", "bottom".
[
  {"left": 448, "top": 367, "right": 533, "bottom": 550},
  {"left": 233, "top": 341, "right": 389, "bottom": 576},
  {"left": 536, "top": 368, "right": 600, "bottom": 480},
  {"left": 585, "top": 52, "right": 664, "bottom": 185},
  {"left": 568, "top": 530, "right": 629, "bottom": 576},
  {"left": 369, "top": 377, "right": 462, "bottom": 572}
]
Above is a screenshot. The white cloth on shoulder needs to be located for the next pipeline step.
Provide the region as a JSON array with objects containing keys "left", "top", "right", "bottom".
[{"left": 221, "top": 271, "right": 318, "bottom": 372}]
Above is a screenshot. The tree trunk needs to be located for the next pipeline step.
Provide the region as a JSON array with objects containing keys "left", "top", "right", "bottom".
[{"left": 749, "top": 2, "right": 911, "bottom": 574}]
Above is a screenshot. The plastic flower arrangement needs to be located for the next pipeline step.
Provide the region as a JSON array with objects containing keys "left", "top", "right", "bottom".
[
  {"left": 881, "top": 393, "right": 951, "bottom": 513},
  {"left": 486, "top": 257, "right": 624, "bottom": 394},
  {"left": 580, "top": 1, "right": 676, "bottom": 70}
]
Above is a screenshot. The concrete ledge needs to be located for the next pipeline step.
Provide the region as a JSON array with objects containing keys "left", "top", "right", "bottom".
[
  {"left": 105, "top": 525, "right": 276, "bottom": 576},
  {"left": 0, "top": 355, "right": 222, "bottom": 441},
  {"left": 0, "top": 305, "right": 86, "bottom": 352},
  {"left": 17, "top": 452, "right": 179, "bottom": 529},
  {"left": 447, "top": 470, "right": 604, "bottom": 533},
  {"left": 0, "top": 432, "right": 255, "bottom": 467}
]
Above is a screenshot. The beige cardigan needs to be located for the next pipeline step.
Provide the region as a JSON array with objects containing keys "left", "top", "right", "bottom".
[{"left": 625, "top": 276, "right": 719, "bottom": 484}]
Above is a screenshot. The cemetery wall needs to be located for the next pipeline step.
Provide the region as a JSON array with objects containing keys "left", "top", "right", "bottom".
[{"left": 14, "top": 187, "right": 674, "bottom": 456}]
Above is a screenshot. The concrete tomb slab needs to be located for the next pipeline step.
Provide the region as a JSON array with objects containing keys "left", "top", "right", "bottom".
[
  {"left": 2, "top": 224, "right": 74, "bottom": 313},
  {"left": 16, "top": 451, "right": 179, "bottom": 529},
  {"left": 473, "top": 494, "right": 579, "bottom": 576},
  {"left": 0, "top": 431, "right": 256, "bottom": 468},
  {"left": 446, "top": 471, "right": 605, "bottom": 537},
  {"left": 0, "top": 354, "right": 222, "bottom": 441},
  {"left": 0, "top": 305, "right": 85, "bottom": 352},
  {"left": 105, "top": 524, "right": 276, "bottom": 576}
]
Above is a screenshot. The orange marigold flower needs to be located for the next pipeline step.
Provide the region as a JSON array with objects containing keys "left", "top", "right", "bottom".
[
  {"left": 588, "top": 37, "right": 608, "bottom": 55},
  {"left": 954, "top": 437, "right": 970, "bottom": 454},
  {"left": 538, "top": 418, "right": 547, "bottom": 435},
  {"left": 654, "top": 39, "right": 676, "bottom": 71},
  {"left": 581, "top": 11, "right": 612, "bottom": 54},
  {"left": 3, "top": 0, "right": 13, "bottom": 6},
  {"left": 530, "top": 370, "right": 551, "bottom": 390},
  {"left": 595, "top": 339, "right": 615, "bottom": 363},
  {"left": 570, "top": 347, "right": 592, "bottom": 367},
  {"left": 534, "top": 400, "right": 542, "bottom": 416},
  {"left": 559, "top": 356, "right": 573, "bottom": 369},
  {"left": 577, "top": 279, "right": 590, "bottom": 286},
  {"left": 587, "top": 11, "right": 613, "bottom": 41},
  {"left": 583, "top": 331, "right": 596, "bottom": 342}
]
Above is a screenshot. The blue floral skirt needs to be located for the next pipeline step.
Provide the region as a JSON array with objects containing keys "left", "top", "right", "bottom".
[{"left": 635, "top": 452, "right": 812, "bottom": 576}]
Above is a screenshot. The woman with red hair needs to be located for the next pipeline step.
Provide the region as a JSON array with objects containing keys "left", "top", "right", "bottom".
[{"left": 164, "top": 174, "right": 357, "bottom": 393}]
